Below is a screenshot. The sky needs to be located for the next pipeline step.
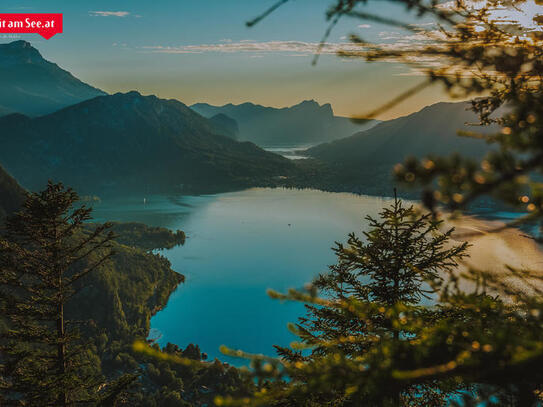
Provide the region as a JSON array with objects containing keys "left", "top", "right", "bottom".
[{"left": 1, "top": 0, "right": 542, "bottom": 119}]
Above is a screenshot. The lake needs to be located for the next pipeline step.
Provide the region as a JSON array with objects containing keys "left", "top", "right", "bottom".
[
  {"left": 263, "top": 145, "right": 312, "bottom": 160},
  {"left": 90, "top": 188, "right": 400, "bottom": 363}
]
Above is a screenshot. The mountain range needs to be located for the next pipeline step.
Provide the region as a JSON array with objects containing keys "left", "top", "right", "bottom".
[
  {"left": 0, "top": 91, "right": 296, "bottom": 195},
  {"left": 302, "top": 101, "right": 496, "bottom": 195},
  {"left": 307, "top": 101, "right": 491, "bottom": 162},
  {"left": 0, "top": 40, "right": 105, "bottom": 116},
  {"left": 190, "top": 100, "right": 378, "bottom": 147},
  {"left": 0, "top": 40, "right": 501, "bottom": 199}
]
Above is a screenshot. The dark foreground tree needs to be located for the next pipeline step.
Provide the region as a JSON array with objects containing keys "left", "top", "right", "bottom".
[
  {"left": 274, "top": 195, "right": 468, "bottom": 406},
  {"left": 214, "top": 1, "right": 543, "bottom": 406},
  {"left": 0, "top": 182, "right": 115, "bottom": 406},
  {"left": 215, "top": 196, "right": 463, "bottom": 406}
]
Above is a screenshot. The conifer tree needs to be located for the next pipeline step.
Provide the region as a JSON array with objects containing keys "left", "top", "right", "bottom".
[
  {"left": 0, "top": 182, "right": 115, "bottom": 406},
  {"left": 273, "top": 194, "right": 468, "bottom": 406}
]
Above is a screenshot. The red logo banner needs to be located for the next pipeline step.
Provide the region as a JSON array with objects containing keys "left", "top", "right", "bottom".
[{"left": 0, "top": 14, "right": 63, "bottom": 40}]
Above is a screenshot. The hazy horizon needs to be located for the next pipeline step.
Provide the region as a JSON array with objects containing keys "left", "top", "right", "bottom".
[
  {"left": 1, "top": 0, "right": 540, "bottom": 119},
  {"left": 0, "top": 0, "right": 466, "bottom": 120}
]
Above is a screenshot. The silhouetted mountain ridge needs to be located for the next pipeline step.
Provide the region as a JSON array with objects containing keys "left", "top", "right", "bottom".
[
  {"left": 301, "top": 101, "right": 498, "bottom": 195},
  {"left": 190, "top": 100, "right": 378, "bottom": 146},
  {"left": 0, "top": 91, "right": 296, "bottom": 195},
  {"left": 0, "top": 40, "right": 105, "bottom": 116},
  {"left": 307, "top": 101, "right": 493, "bottom": 163}
]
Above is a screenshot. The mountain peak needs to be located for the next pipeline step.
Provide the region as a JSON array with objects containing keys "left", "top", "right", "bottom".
[
  {"left": 321, "top": 102, "right": 333, "bottom": 114},
  {"left": 190, "top": 99, "right": 374, "bottom": 146},
  {"left": 293, "top": 99, "right": 319, "bottom": 108},
  {"left": 6, "top": 40, "right": 33, "bottom": 49},
  {"left": 290, "top": 99, "right": 333, "bottom": 116},
  {"left": 0, "top": 40, "right": 43, "bottom": 64},
  {"left": 0, "top": 41, "right": 105, "bottom": 116},
  {"left": 113, "top": 90, "right": 144, "bottom": 100},
  {"left": 306, "top": 100, "right": 492, "bottom": 172}
]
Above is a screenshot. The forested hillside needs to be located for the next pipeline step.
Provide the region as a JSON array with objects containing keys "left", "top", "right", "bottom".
[{"left": 0, "top": 92, "right": 297, "bottom": 195}]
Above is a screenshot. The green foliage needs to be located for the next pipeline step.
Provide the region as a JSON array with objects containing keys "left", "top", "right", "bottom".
[
  {"left": 129, "top": 341, "right": 254, "bottom": 407},
  {"left": 226, "top": 197, "right": 467, "bottom": 406},
  {"left": 216, "top": 1, "right": 543, "bottom": 406},
  {"left": 68, "top": 241, "right": 183, "bottom": 342},
  {"left": 107, "top": 222, "right": 185, "bottom": 251},
  {"left": 66, "top": 221, "right": 195, "bottom": 404},
  {"left": 0, "top": 182, "right": 115, "bottom": 406},
  {"left": 0, "top": 180, "right": 251, "bottom": 406},
  {"left": 362, "top": 1, "right": 543, "bottom": 401},
  {"left": 333, "top": 196, "right": 468, "bottom": 305},
  {"left": 276, "top": 196, "right": 467, "bottom": 360},
  {"left": 222, "top": 284, "right": 543, "bottom": 406}
]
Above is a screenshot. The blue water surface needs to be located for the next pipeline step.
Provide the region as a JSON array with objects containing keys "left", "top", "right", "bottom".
[{"left": 91, "top": 188, "right": 393, "bottom": 364}]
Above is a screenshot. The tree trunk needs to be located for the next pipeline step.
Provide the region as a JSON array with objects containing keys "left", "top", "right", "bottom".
[
  {"left": 56, "top": 227, "right": 68, "bottom": 407},
  {"left": 57, "top": 301, "right": 67, "bottom": 407}
]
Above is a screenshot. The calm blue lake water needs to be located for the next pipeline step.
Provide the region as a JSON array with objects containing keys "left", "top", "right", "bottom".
[{"left": 90, "top": 188, "right": 396, "bottom": 363}]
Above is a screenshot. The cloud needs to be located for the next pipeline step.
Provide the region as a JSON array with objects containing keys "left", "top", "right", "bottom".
[
  {"left": 141, "top": 40, "right": 362, "bottom": 56},
  {"left": 138, "top": 1, "right": 543, "bottom": 78},
  {"left": 89, "top": 11, "right": 130, "bottom": 17},
  {"left": 140, "top": 38, "right": 445, "bottom": 73}
]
